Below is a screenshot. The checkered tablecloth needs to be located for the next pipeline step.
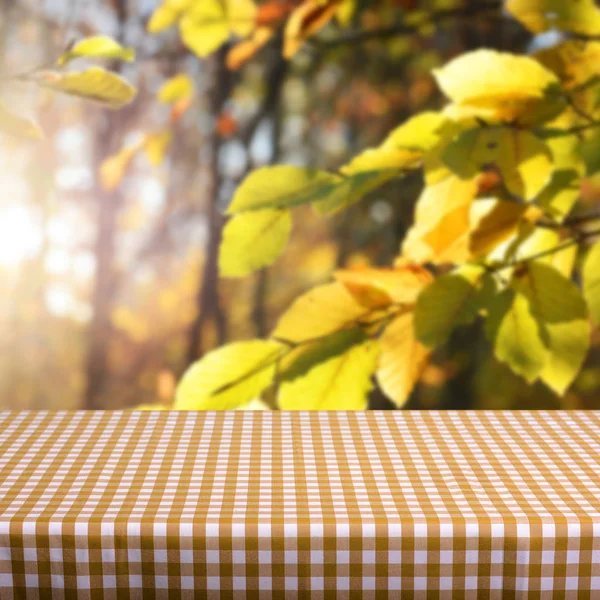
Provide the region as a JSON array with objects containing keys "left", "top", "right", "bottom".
[{"left": 0, "top": 411, "right": 599, "bottom": 599}]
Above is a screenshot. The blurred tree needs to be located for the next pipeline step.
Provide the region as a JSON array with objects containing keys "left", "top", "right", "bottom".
[{"left": 4, "top": 0, "right": 600, "bottom": 412}]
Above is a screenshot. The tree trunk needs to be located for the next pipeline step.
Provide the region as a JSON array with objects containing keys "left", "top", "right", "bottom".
[
  {"left": 185, "top": 48, "right": 232, "bottom": 364},
  {"left": 83, "top": 1, "right": 128, "bottom": 409},
  {"left": 251, "top": 47, "right": 288, "bottom": 337}
]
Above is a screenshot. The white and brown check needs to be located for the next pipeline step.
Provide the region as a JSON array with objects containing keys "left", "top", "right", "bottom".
[{"left": 0, "top": 410, "right": 599, "bottom": 599}]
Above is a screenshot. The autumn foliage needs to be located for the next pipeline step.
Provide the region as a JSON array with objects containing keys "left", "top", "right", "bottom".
[
  {"left": 7, "top": 0, "right": 600, "bottom": 410},
  {"left": 171, "top": 0, "right": 600, "bottom": 410}
]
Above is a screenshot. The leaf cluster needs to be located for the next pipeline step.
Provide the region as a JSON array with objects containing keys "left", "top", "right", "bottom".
[{"left": 178, "top": 36, "right": 600, "bottom": 409}]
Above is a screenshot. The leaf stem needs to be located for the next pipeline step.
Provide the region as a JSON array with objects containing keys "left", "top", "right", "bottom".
[
  {"left": 491, "top": 227, "right": 600, "bottom": 272},
  {"left": 564, "top": 93, "right": 596, "bottom": 124},
  {"left": 539, "top": 121, "right": 600, "bottom": 138},
  {"left": 211, "top": 306, "right": 403, "bottom": 398}
]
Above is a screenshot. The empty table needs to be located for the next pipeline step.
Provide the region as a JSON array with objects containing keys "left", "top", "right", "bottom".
[{"left": 0, "top": 410, "right": 598, "bottom": 598}]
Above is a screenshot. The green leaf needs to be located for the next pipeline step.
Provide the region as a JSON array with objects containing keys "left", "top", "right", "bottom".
[
  {"left": 231, "top": 167, "right": 396, "bottom": 219},
  {"left": 535, "top": 169, "right": 580, "bottom": 222},
  {"left": 485, "top": 289, "right": 549, "bottom": 383},
  {"left": 508, "top": 228, "right": 576, "bottom": 278},
  {"left": 278, "top": 330, "right": 379, "bottom": 410},
  {"left": 33, "top": 67, "right": 136, "bottom": 108},
  {"left": 415, "top": 265, "right": 495, "bottom": 348},
  {"left": 443, "top": 127, "right": 554, "bottom": 201},
  {"left": 507, "top": 225, "right": 559, "bottom": 264},
  {"left": 312, "top": 171, "right": 395, "bottom": 216},
  {"left": 57, "top": 36, "right": 135, "bottom": 66},
  {"left": 584, "top": 240, "right": 600, "bottom": 325},
  {"left": 175, "top": 340, "right": 284, "bottom": 410},
  {"left": 227, "top": 166, "right": 343, "bottom": 214},
  {"left": 547, "top": 131, "right": 586, "bottom": 175},
  {"left": 279, "top": 328, "right": 366, "bottom": 382},
  {"left": 515, "top": 262, "right": 590, "bottom": 395},
  {"left": 219, "top": 209, "right": 292, "bottom": 277}
]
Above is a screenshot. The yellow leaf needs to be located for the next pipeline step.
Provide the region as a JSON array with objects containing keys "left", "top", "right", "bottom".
[
  {"left": 506, "top": 0, "right": 600, "bottom": 35},
  {"left": 278, "top": 329, "right": 378, "bottom": 410},
  {"left": 334, "top": 265, "right": 432, "bottom": 309},
  {"left": 340, "top": 148, "right": 422, "bottom": 176},
  {"left": 336, "top": 0, "right": 355, "bottom": 26},
  {"left": 237, "top": 398, "right": 269, "bottom": 410},
  {"left": 99, "top": 145, "right": 139, "bottom": 191},
  {"left": 515, "top": 262, "right": 590, "bottom": 395},
  {"left": 510, "top": 227, "right": 562, "bottom": 266},
  {"left": 143, "top": 130, "right": 172, "bottom": 166},
  {"left": 227, "top": 0, "right": 257, "bottom": 37},
  {"left": 180, "top": 2, "right": 229, "bottom": 57},
  {"left": 415, "top": 265, "right": 495, "bottom": 348},
  {"left": 175, "top": 340, "right": 283, "bottom": 409},
  {"left": 402, "top": 174, "right": 478, "bottom": 264},
  {"left": 433, "top": 49, "right": 563, "bottom": 125},
  {"left": 485, "top": 289, "right": 549, "bottom": 384},
  {"left": 157, "top": 73, "right": 195, "bottom": 104},
  {"left": 535, "top": 40, "right": 600, "bottom": 90},
  {"left": 443, "top": 127, "right": 554, "bottom": 201},
  {"left": 147, "top": 0, "right": 189, "bottom": 33},
  {"left": 226, "top": 26, "right": 274, "bottom": 70},
  {"left": 0, "top": 103, "right": 42, "bottom": 140},
  {"left": 272, "top": 281, "right": 368, "bottom": 344},
  {"left": 583, "top": 240, "right": 600, "bottom": 325},
  {"left": 57, "top": 36, "right": 135, "bottom": 66},
  {"left": 227, "top": 166, "right": 343, "bottom": 213},
  {"left": 469, "top": 198, "right": 527, "bottom": 257},
  {"left": 219, "top": 209, "right": 292, "bottom": 277},
  {"left": 33, "top": 67, "right": 136, "bottom": 108},
  {"left": 376, "top": 312, "right": 430, "bottom": 407},
  {"left": 548, "top": 242, "right": 577, "bottom": 279},
  {"left": 284, "top": 0, "right": 341, "bottom": 58},
  {"left": 179, "top": 0, "right": 256, "bottom": 58},
  {"left": 384, "top": 111, "right": 450, "bottom": 152},
  {"left": 340, "top": 112, "right": 447, "bottom": 176}
]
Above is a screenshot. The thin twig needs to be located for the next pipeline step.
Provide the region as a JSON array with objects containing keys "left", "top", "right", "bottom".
[
  {"left": 491, "top": 227, "right": 600, "bottom": 272},
  {"left": 564, "top": 93, "right": 596, "bottom": 124}
]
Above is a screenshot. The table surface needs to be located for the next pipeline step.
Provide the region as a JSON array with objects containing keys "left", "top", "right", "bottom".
[{"left": 0, "top": 410, "right": 599, "bottom": 598}]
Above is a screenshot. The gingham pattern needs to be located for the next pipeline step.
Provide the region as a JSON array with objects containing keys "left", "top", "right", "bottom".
[{"left": 0, "top": 411, "right": 599, "bottom": 599}]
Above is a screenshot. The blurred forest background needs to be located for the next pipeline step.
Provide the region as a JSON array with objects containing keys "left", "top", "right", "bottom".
[{"left": 2, "top": 0, "right": 600, "bottom": 411}]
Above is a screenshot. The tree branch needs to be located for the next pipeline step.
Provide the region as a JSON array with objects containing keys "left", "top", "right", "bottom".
[{"left": 316, "top": 1, "right": 504, "bottom": 49}]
